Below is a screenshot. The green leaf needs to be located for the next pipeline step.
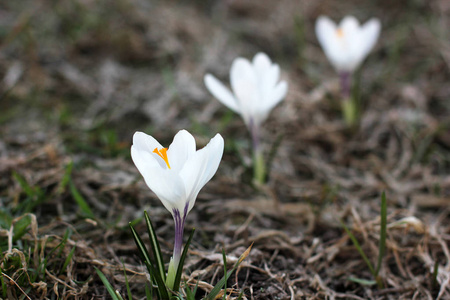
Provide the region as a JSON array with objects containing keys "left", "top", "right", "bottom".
[
  {"left": 95, "top": 267, "right": 124, "bottom": 300},
  {"left": 69, "top": 180, "right": 94, "bottom": 219},
  {"left": 0, "top": 266, "right": 7, "bottom": 298},
  {"left": 129, "top": 223, "right": 154, "bottom": 275},
  {"left": 184, "top": 278, "right": 198, "bottom": 300},
  {"left": 12, "top": 215, "right": 32, "bottom": 242},
  {"left": 341, "top": 220, "right": 375, "bottom": 276},
  {"left": 206, "top": 243, "right": 252, "bottom": 300},
  {"left": 0, "top": 210, "right": 12, "bottom": 229},
  {"left": 58, "top": 161, "right": 73, "bottom": 195},
  {"left": 375, "top": 191, "right": 387, "bottom": 277},
  {"left": 185, "top": 278, "right": 199, "bottom": 300},
  {"left": 145, "top": 211, "right": 166, "bottom": 280},
  {"left": 144, "top": 260, "right": 170, "bottom": 299},
  {"left": 222, "top": 249, "right": 227, "bottom": 300},
  {"left": 129, "top": 216, "right": 143, "bottom": 228},
  {"left": 13, "top": 172, "right": 45, "bottom": 212},
  {"left": 129, "top": 223, "right": 170, "bottom": 299},
  {"left": 60, "top": 246, "right": 76, "bottom": 275},
  {"left": 348, "top": 277, "right": 377, "bottom": 286},
  {"left": 432, "top": 260, "right": 439, "bottom": 289},
  {"left": 185, "top": 284, "right": 194, "bottom": 300},
  {"left": 173, "top": 228, "right": 195, "bottom": 293},
  {"left": 57, "top": 228, "right": 71, "bottom": 257},
  {"left": 122, "top": 260, "right": 133, "bottom": 300},
  {"left": 145, "top": 283, "right": 153, "bottom": 300},
  {"left": 13, "top": 171, "right": 36, "bottom": 198}
]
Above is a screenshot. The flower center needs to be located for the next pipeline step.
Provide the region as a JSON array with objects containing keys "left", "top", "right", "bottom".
[
  {"left": 153, "top": 147, "right": 171, "bottom": 169},
  {"left": 336, "top": 28, "right": 344, "bottom": 38}
]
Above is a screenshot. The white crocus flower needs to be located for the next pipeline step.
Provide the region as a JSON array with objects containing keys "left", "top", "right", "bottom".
[
  {"left": 316, "top": 16, "right": 381, "bottom": 126},
  {"left": 204, "top": 52, "right": 288, "bottom": 134},
  {"left": 315, "top": 15, "right": 381, "bottom": 73},
  {"left": 204, "top": 52, "right": 287, "bottom": 184},
  {"left": 131, "top": 130, "right": 224, "bottom": 267}
]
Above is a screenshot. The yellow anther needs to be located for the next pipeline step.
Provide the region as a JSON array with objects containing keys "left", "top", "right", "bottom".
[
  {"left": 153, "top": 147, "right": 171, "bottom": 169},
  {"left": 336, "top": 28, "right": 344, "bottom": 38}
]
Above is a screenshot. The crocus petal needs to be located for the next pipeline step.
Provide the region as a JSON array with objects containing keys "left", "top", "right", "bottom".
[
  {"left": 254, "top": 80, "right": 288, "bottom": 127},
  {"left": 359, "top": 18, "right": 381, "bottom": 59},
  {"left": 258, "top": 61, "right": 281, "bottom": 104},
  {"left": 179, "top": 134, "right": 224, "bottom": 215},
  {"left": 133, "top": 131, "right": 164, "bottom": 153},
  {"left": 131, "top": 147, "right": 159, "bottom": 180},
  {"left": 230, "top": 58, "right": 259, "bottom": 127},
  {"left": 316, "top": 16, "right": 349, "bottom": 71},
  {"left": 261, "top": 65, "right": 281, "bottom": 102},
  {"left": 315, "top": 16, "right": 338, "bottom": 58},
  {"left": 132, "top": 132, "right": 166, "bottom": 169},
  {"left": 252, "top": 52, "right": 272, "bottom": 74},
  {"left": 141, "top": 167, "right": 186, "bottom": 214},
  {"left": 340, "top": 16, "right": 360, "bottom": 36},
  {"left": 230, "top": 57, "right": 258, "bottom": 99},
  {"left": 167, "top": 130, "right": 196, "bottom": 172},
  {"left": 204, "top": 74, "right": 240, "bottom": 113},
  {"left": 266, "top": 81, "right": 288, "bottom": 112},
  {"left": 131, "top": 142, "right": 186, "bottom": 215}
]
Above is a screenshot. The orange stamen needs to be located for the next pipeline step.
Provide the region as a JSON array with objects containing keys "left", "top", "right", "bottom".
[
  {"left": 153, "top": 147, "right": 171, "bottom": 169},
  {"left": 336, "top": 28, "right": 344, "bottom": 38}
]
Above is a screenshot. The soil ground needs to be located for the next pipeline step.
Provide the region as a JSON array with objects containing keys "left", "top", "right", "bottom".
[{"left": 1, "top": 0, "right": 449, "bottom": 299}]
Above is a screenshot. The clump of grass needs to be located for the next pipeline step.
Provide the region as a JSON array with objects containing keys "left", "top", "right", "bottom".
[
  {"left": 0, "top": 212, "right": 80, "bottom": 299},
  {"left": 96, "top": 211, "right": 252, "bottom": 299},
  {"left": 342, "top": 192, "right": 387, "bottom": 288}
]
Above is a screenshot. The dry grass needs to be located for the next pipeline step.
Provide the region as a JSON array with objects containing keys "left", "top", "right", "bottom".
[{"left": 0, "top": 0, "right": 449, "bottom": 299}]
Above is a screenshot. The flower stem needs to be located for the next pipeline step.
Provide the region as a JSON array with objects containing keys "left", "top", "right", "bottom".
[
  {"left": 339, "top": 72, "right": 358, "bottom": 126},
  {"left": 342, "top": 97, "right": 357, "bottom": 127},
  {"left": 167, "top": 206, "right": 187, "bottom": 289},
  {"left": 253, "top": 148, "right": 266, "bottom": 185},
  {"left": 339, "top": 71, "right": 351, "bottom": 99},
  {"left": 250, "top": 122, "right": 266, "bottom": 185},
  {"left": 172, "top": 208, "right": 187, "bottom": 267}
]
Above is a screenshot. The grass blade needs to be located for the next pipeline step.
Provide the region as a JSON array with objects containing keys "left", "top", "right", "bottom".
[
  {"left": 185, "top": 282, "right": 195, "bottom": 300},
  {"left": 0, "top": 268, "right": 7, "bottom": 299},
  {"left": 59, "top": 245, "right": 76, "bottom": 276},
  {"left": 129, "top": 223, "right": 169, "bottom": 299},
  {"left": 69, "top": 180, "right": 94, "bottom": 219},
  {"left": 348, "top": 277, "right": 377, "bottom": 286},
  {"left": 222, "top": 249, "right": 227, "bottom": 300},
  {"left": 58, "top": 229, "right": 71, "bottom": 256},
  {"left": 57, "top": 161, "right": 73, "bottom": 195},
  {"left": 145, "top": 283, "right": 153, "bottom": 300},
  {"left": 129, "top": 223, "right": 153, "bottom": 272},
  {"left": 375, "top": 191, "right": 387, "bottom": 277},
  {"left": 237, "top": 291, "right": 244, "bottom": 300},
  {"left": 206, "top": 243, "right": 252, "bottom": 300},
  {"left": 121, "top": 260, "right": 133, "bottom": 300},
  {"left": 144, "top": 260, "right": 170, "bottom": 299},
  {"left": 12, "top": 215, "right": 32, "bottom": 242},
  {"left": 173, "top": 228, "right": 195, "bottom": 293},
  {"left": 341, "top": 220, "right": 375, "bottom": 276},
  {"left": 144, "top": 211, "right": 166, "bottom": 280},
  {"left": 432, "top": 260, "right": 439, "bottom": 289},
  {"left": 185, "top": 278, "right": 200, "bottom": 300},
  {"left": 95, "top": 267, "right": 124, "bottom": 300},
  {"left": 13, "top": 171, "right": 35, "bottom": 198}
]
